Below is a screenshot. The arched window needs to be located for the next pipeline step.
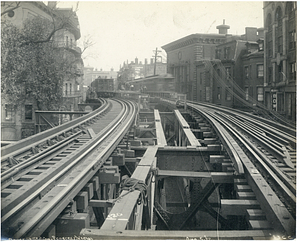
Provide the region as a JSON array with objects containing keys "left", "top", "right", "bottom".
[
  {"left": 286, "top": 2, "right": 296, "bottom": 50},
  {"left": 267, "top": 14, "right": 272, "bottom": 57},
  {"left": 275, "top": 7, "right": 283, "bottom": 53},
  {"left": 286, "top": 2, "right": 296, "bottom": 81}
]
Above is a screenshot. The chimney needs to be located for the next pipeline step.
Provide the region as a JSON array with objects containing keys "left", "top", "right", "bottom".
[
  {"left": 216, "top": 19, "right": 230, "bottom": 34},
  {"left": 135, "top": 57, "right": 138, "bottom": 64},
  {"left": 145, "top": 58, "right": 148, "bottom": 64},
  {"left": 245, "top": 27, "right": 258, "bottom": 41},
  {"left": 257, "top": 27, "right": 264, "bottom": 38},
  {"left": 48, "top": 1, "right": 57, "bottom": 9}
]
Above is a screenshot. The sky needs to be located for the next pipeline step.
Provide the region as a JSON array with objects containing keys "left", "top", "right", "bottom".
[{"left": 57, "top": 1, "right": 264, "bottom": 71}]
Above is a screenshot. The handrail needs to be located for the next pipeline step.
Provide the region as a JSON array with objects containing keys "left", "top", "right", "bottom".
[{"left": 1, "top": 100, "right": 107, "bottom": 158}]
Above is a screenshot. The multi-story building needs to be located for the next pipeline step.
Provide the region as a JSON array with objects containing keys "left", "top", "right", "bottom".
[
  {"left": 117, "top": 58, "right": 167, "bottom": 90},
  {"left": 163, "top": 21, "right": 266, "bottom": 110},
  {"left": 83, "top": 67, "right": 118, "bottom": 87},
  {"left": 162, "top": 22, "right": 228, "bottom": 100},
  {"left": 54, "top": 7, "right": 84, "bottom": 112},
  {"left": 263, "top": 2, "right": 296, "bottom": 121},
  {"left": 1, "top": 2, "right": 84, "bottom": 141}
]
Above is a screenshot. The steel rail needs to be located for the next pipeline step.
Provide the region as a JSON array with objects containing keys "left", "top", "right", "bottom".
[
  {"left": 1, "top": 100, "right": 127, "bottom": 225},
  {"left": 160, "top": 98, "right": 295, "bottom": 145},
  {"left": 198, "top": 107, "right": 296, "bottom": 199},
  {"left": 189, "top": 104, "right": 244, "bottom": 174},
  {"left": 187, "top": 100, "right": 296, "bottom": 136},
  {"left": 11, "top": 100, "right": 137, "bottom": 238},
  {"left": 215, "top": 112, "right": 287, "bottom": 159},
  {"left": 208, "top": 110, "right": 296, "bottom": 200},
  {"left": 1, "top": 131, "right": 82, "bottom": 184},
  {"left": 1, "top": 99, "right": 108, "bottom": 159},
  {"left": 189, "top": 104, "right": 295, "bottom": 236}
]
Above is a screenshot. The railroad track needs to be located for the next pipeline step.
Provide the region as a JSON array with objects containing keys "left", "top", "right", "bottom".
[
  {"left": 154, "top": 98, "right": 295, "bottom": 237},
  {"left": 1, "top": 99, "right": 137, "bottom": 239},
  {"left": 187, "top": 102, "right": 296, "bottom": 236}
]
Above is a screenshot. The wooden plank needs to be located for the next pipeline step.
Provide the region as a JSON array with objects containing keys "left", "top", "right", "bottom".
[
  {"left": 220, "top": 199, "right": 260, "bottom": 216},
  {"left": 154, "top": 110, "right": 167, "bottom": 146},
  {"left": 81, "top": 229, "right": 274, "bottom": 240},
  {"left": 247, "top": 209, "right": 266, "bottom": 220},
  {"left": 88, "top": 200, "right": 113, "bottom": 208},
  {"left": 249, "top": 220, "right": 272, "bottom": 230},
  {"left": 157, "top": 170, "right": 234, "bottom": 183},
  {"left": 100, "top": 147, "right": 156, "bottom": 231},
  {"left": 138, "top": 146, "right": 157, "bottom": 166}
]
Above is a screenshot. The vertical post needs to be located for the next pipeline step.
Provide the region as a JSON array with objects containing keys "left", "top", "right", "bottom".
[{"left": 154, "top": 47, "right": 158, "bottom": 75}]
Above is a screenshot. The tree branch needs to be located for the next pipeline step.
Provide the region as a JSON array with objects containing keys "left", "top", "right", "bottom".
[{"left": 1, "top": 2, "right": 20, "bottom": 16}]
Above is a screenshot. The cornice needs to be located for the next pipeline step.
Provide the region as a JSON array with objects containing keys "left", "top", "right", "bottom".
[{"left": 162, "top": 33, "right": 226, "bottom": 52}]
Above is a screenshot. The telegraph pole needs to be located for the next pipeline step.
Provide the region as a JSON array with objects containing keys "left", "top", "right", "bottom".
[{"left": 153, "top": 47, "right": 162, "bottom": 75}]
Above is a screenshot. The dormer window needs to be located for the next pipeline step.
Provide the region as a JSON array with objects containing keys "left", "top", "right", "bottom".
[{"left": 259, "top": 42, "right": 264, "bottom": 51}]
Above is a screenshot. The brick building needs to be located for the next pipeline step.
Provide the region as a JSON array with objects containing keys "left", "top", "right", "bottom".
[{"left": 263, "top": 2, "right": 296, "bottom": 121}]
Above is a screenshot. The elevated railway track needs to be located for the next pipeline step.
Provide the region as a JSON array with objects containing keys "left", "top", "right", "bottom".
[{"left": 1, "top": 96, "right": 296, "bottom": 240}]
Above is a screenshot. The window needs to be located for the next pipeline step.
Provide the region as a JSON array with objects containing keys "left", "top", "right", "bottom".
[
  {"left": 268, "top": 67, "right": 273, "bottom": 83},
  {"left": 25, "top": 105, "right": 33, "bottom": 121},
  {"left": 5, "top": 104, "right": 13, "bottom": 120},
  {"left": 257, "top": 87, "right": 263, "bottom": 101},
  {"left": 70, "top": 83, "right": 72, "bottom": 95},
  {"left": 275, "top": 7, "right": 283, "bottom": 54},
  {"left": 66, "top": 36, "right": 69, "bottom": 47},
  {"left": 70, "top": 38, "right": 73, "bottom": 47},
  {"left": 257, "top": 65, "right": 264, "bottom": 77},
  {"left": 224, "top": 47, "right": 230, "bottom": 60},
  {"left": 245, "top": 66, "right": 249, "bottom": 78},
  {"left": 245, "top": 87, "right": 249, "bottom": 100},
  {"left": 215, "top": 49, "right": 221, "bottom": 59},
  {"left": 290, "top": 62, "right": 296, "bottom": 81},
  {"left": 289, "top": 29, "right": 296, "bottom": 50},
  {"left": 267, "top": 14, "right": 272, "bottom": 57},
  {"left": 77, "top": 84, "right": 80, "bottom": 91},
  {"left": 226, "top": 88, "right": 232, "bottom": 101},
  {"left": 217, "top": 87, "right": 221, "bottom": 100},
  {"left": 225, "top": 67, "right": 231, "bottom": 79},
  {"left": 259, "top": 42, "right": 264, "bottom": 51},
  {"left": 65, "top": 83, "right": 68, "bottom": 95}
]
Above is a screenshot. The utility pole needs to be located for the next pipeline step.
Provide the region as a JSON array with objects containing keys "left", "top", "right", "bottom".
[{"left": 153, "top": 47, "right": 162, "bottom": 75}]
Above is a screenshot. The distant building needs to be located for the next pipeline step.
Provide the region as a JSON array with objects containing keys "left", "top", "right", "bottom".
[
  {"left": 117, "top": 57, "right": 167, "bottom": 89},
  {"left": 1, "top": 2, "right": 84, "bottom": 141},
  {"left": 263, "top": 2, "right": 296, "bottom": 121},
  {"left": 83, "top": 67, "right": 118, "bottom": 86}
]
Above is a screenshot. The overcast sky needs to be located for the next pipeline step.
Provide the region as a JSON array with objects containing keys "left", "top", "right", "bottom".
[{"left": 57, "top": 1, "right": 264, "bottom": 71}]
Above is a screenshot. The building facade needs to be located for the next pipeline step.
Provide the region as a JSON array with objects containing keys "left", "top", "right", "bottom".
[
  {"left": 163, "top": 21, "right": 267, "bottom": 111},
  {"left": 117, "top": 58, "right": 167, "bottom": 90},
  {"left": 1, "top": 2, "right": 84, "bottom": 141},
  {"left": 83, "top": 67, "right": 118, "bottom": 87},
  {"left": 263, "top": 2, "right": 296, "bottom": 121},
  {"left": 162, "top": 23, "right": 229, "bottom": 101}
]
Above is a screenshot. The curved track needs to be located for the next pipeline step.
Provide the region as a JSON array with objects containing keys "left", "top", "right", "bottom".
[
  {"left": 1, "top": 99, "right": 137, "bottom": 239},
  {"left": 187, "top": 101, "right": 296, "bottom": 236}
]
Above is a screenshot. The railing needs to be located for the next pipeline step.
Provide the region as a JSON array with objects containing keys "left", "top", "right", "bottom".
[
  {"left": 54, "top": 41, "right": 81, "bottom": 54},
  {"left": 63, "top": 90, "right": 82, "bottom": 97}
]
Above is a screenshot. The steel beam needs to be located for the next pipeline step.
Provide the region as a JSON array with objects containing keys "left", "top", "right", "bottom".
[
  {"left": 100, "top": 146, "right": 157, "bottom": 231},
  {"left": 174, "top": 110, "right": 201, "bottom": 147},
  {"left": 153, "top": 110, "right": 167, "bottom": 146}
]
